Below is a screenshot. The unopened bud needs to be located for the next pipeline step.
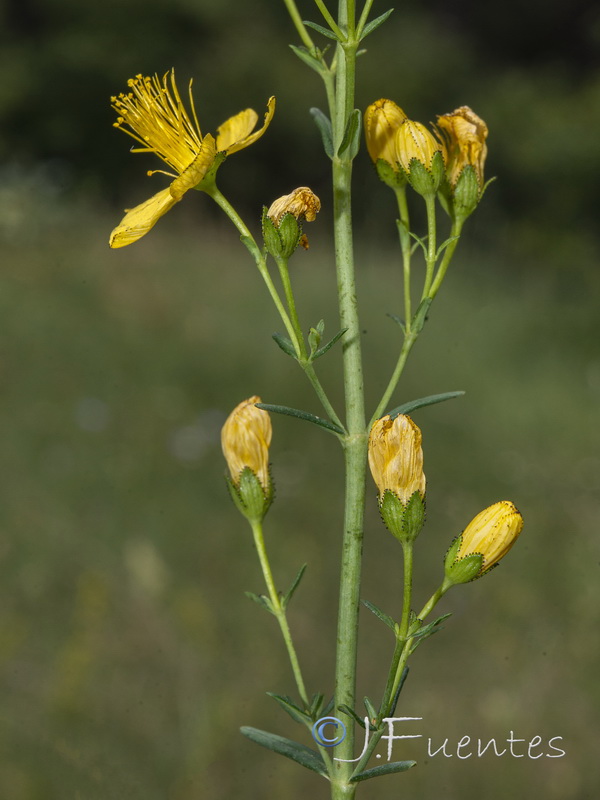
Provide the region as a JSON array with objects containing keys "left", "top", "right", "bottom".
[
  {"left": 364, "top": 99, "right": 408, "bottom": 187},
  {"left": 263, "top": 187, "right": 321, "bottom": 257},
  {"left": 396, "top": 119, "right": 445, "bottom": 196}
]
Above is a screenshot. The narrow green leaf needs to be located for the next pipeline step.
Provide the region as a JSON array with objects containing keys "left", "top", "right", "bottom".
[
  {"left": 312, "top": 327, "right": 348, "bottom": 360},
  {"left": 245, "top": 591, "right": 275, "bottom": 615},
  {"left": 362, "top": 599, "right": 396, "bottom": 631},
  {"left": 240, "top": 727, "right": 329, "bottom": 778},
  {"left": 309, "top": 692, "right": 325, "bottom": 717},
  {"left": 386, "top": 312, "right": 405, "bottom": 332},
  {"left": 310, "top": 108, "right": 334, "bottom": 158},
  {"left": 363, "top": 696, "right": 378, "bottom": 723},
  {"left": 338, "top": 704, "right": 366, "bottom": 729},
  {"left": 272, "top": 332, "right": 298, "bottom": 358},
  {"left": 359, "top": 8, "right": 395, "bottom": 40},
  {"left": 282, "top": 563, "right": 308, "bottom": 609},
  {"left": 322, "top": 696, "right": 335, "bottom": 716},
  {"left": 303, "top": 19, "right": 340, "bottom": 40},
  {"left": 351, "top": 760, "right": 416, "bottom": 782},
  {"left": 435, "top": 234, "right": 460, "bottom": 260},
  {"left": 256, "top": 403, "right": 345, "bottom": 436},
  {"left": 337, "top": 109, "right": 362, "bottom": 159},
  {"left": 267, "top": 693, "right": 311, "bottom": 725},
  {"left": 289, "top": 45, "right": 326, "bottom": 76},
  {"left": 388, "top": 391, "right": 465, "bottom": 419},
  {"left": 411, "top": 297, "right": 432, "bottom": 334},
  {"left": 389, "top": 667, "right": 409, "bottom": 717},
  {"left": 410, "top": 612, "right": 452, "bottom": 641}
]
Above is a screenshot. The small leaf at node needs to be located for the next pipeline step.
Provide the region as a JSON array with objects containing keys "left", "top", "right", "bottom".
[
  {"left": 303, "top": 19, "right": 340, "bottom": 40},
  {"left": 351, "top": 760, "right": 416, "bottom": 782},
  {"left": 310, "top": 108, "right": 334, "bottom": 158},
  {"left": 337, "top": 109, "right": 362, "bottom": 159},
  {"left": 312, "top": 327, "right": 348, "bottom": 360},
  {"left": 240, "top": 727, "right": 329, "bottom": 778},
  {"left": 267, "top": 692, "right": 311, "bottom": 724},
  {"left": 289, "top": 45, "right": 326, "bottom": 76},
  {"left": 360, "top": 9, "right": 395, "bottom": 40},
  {"left": 245, "top": 591, "right": 275, "bottom": 615},
  {"left": 388, "top": 390, "right": 465, "bottom": 419},
  {"left": 282, "top": 563, "right": 308, "bottom": 609},
  {"left": 272, "top": 332, "right": 298, "bottom": 358},
  {"left": 362, "top": 599, "right": 396, "bottom": 631},
  {"left": 256, "top": 403, "right": 345, "bottom": 436}
]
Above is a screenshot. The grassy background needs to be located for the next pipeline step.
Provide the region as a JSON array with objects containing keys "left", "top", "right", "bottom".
[{"left": 1, "top": 0, "right": 599, "bottom": 797}]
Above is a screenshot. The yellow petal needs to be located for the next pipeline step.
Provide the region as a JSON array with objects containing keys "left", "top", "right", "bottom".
[
  {"left": 170, "top": 134, "right": 217, "bottom": 198},
  {"left": 216, "top": 96, "right": 276, "bottom": 154},
  {"left": 109, "top": 188, "right": 179, "bottom": 248},
  {"left": 364, "top": 98, "right": 407, "bottom": 164}
]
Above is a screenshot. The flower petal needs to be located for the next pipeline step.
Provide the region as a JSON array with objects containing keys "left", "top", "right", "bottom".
[
  {"left": 170, "top": 134, "right": 217, "bottom": 198},
  {"left": 109, "top": 188, "right": 179, "bottom": 248},
  {"left": 216, "top": 96, "right": 276, "bottom": 154}
]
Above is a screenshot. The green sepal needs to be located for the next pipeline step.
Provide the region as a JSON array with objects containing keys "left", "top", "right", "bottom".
[
  {"left": 388, "top": 390, "right": 465, "bottom": 419},
  {"left": 289, "top": 45, "right": 327, "bottom": 77},
  {"left": 256, "top": 403, "right": 345, "bottom": 436},
  {"left": 411, "top": 297, "right": 432, "bottom": 334},
  {"left": 308, "top": 319, "right": 325, "bottom": 358},
  {"left": 262, "top": 208, "right": 283, "bottom": 257},
  {"left": 310, "top": 108, "right": 334, "bottom": 158},
  {"left": 350, "top": 761, "right": 416, "bottom": 783},
  {"left": 406, "top": 159, "right": 437, "bottom": 196},
  {"left": 272, "top": 331, "right": 298, "bottom": 359},
  {"left": 337, "top": 109, "right": 362, "bottom": 160},
  {"left": 375, "top": 159, "right": 406, "bottom": 188},
  {"left": 267, "top": 693, "right": 311, "bottom": 725},
  {"left": 402, "top": 491, "right": 426, "bottom": 542},
  {"left": 430, "top": 150, "right": 446, "bottom": 191},
  {"left": 338, "top": 703, "right": 367, "bottom": 729},
  {"left": 453, "top": 164, "right": 480, "bottom": 221},
  {"left": 262, "top": 207, "right": 302, "bottom": 259},
  {"left": 240, "top": 726, "right": 329, "bottom": 778},
  {"left": 359, "top": 8, "right": 395, "bottom": 40},
  {"left": 245, "top": 591, "right": 275, "bottom": 615},
  {"left": 444, "top": 535, "right": 484, "bottom": 584},
  {"left": 303, "top": 19, "right": 340, "bottom": 41},
  {"left": 311, "top": 327, "right": 347, "bottom": 361},
  {"left": 379, "top": 489, "right": 406, "bottom": 540},
  {"left": 282, "top": 563, "right": 308, "bottom": 609},
  {"left": 362, "top": 599, "right": 396, "bottom": 632},
  {"left": 226, "top": 467, "right": 271, "bottom": 523}
]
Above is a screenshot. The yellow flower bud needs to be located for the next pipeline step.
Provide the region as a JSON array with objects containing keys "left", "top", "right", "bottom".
[
  {"left": 456, "top": 500, "right": 522, "bottom": 571},
  {"left": 364, "top": 99, "right": 407, "bottom": 166},
  {"left": 395, "top": 119, "right": 442, "bottom": 174},
  {"left": 435, "top": 105, "right": 488, "bottom": 187},
  {"left": 368, "top": 414, "right": 426, "bottom": 505},
  {"left": 221, "top": 396, "right": 272, "bottom": 492},
  {"left": 445, "top": 501, "right": 523, "bottom": 584}
]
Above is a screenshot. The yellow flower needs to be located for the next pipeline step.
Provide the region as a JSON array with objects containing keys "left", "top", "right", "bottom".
[
  {"left": 364, "top": 99, "right": 407, "bottom": 166},
  {"left": 395, "top": 119, "right": 442, "bottom": 174},
  {"left": 221, "top": 396, "right": 272, "bottom": 493},
  {"left": 455, "top": 500, "right": 523, "bottom": 573},
  {"left": 368, "top": 414, "right": 426, "bottom": 505},
  {"left": 266, "top": 187, "right": 321, "bottom": 225},
  {"left": 436, "top": 106, "right": 488, "bottom": 187},
  {"left": 109, "top": 71, "right": 275, "bottom": 248}
]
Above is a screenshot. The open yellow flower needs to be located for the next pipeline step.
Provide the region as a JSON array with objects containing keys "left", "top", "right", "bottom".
[{"left": 109, "top": 71, "right": 275, "bottom": 248}]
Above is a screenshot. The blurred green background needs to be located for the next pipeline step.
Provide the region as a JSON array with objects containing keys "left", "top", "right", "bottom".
[{"left": 1, "top": 0, "right": 599, "bottom": 797}]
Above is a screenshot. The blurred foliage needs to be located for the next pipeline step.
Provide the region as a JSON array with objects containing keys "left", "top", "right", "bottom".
[{"left": 0, "top": 0, "right": 599, "bottom": 798}]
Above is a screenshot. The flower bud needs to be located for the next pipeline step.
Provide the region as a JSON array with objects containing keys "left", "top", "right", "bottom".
[
  {"left": 263, "top": 187, "right": 321, "bottom": 257},
  {"left": 364, "top": 99, "right": 408, "bottom": 187},
  {"left": 368, "top": 414, "right": 426, "bottom": 542},
  {"left": 221, "top": 396, "right": 273, "bottom": 522},
  {"left": 396, "top": 120, "right": 445, "bottom": 196},
  {"left": 444, "top": 500, "right": 523, "bottom": 585},
  {"left": 436, "top": 106, "right": 488, "bottom": 219}
]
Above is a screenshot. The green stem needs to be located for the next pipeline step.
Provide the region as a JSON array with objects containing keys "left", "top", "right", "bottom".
[
  {"left": 421, "top": 193, "right": 437, "bottom": 299},
  {"left": 329, "top": 9, "right": 365, "bottom": 797},
  {"left": 314, "top": 0, "right": 346, "bottom": 39},
  {"left": 427, "top": 218, "right": 464, "bottom": 300},
  {"left": 205, "top": 184, "right": 302, "bottom": 354},
  {"left": 370, "top": 330, "right": 418, "bottom": 425},
  {"left": 250, "top": 519, "right": 310, "bottom": 706},
  {"left": 356, "top": 0, "right": 376, "bottom": 37},
  {"left": 395, "top": 185, "right": 412, "bottom": 331},
  {"left": 283, "top": 0, "right": 316, "bottom": 49}
]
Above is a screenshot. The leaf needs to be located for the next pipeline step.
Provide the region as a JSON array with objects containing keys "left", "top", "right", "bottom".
[
  {"left": 309, "top": 692, "right": 325, "bottom": 717},
  {"left": 386, "top": 312, "right": 405, "bottom": 332},
  {"left": 350, "top": 760, "right": 416, "bottom": 782},
  {"left": 310, "top": 108, "right": 334, "bottom": 159},
  {"left": 289, "top": 45, "right": 326, "bottom": 76},
  {"left": 312, "top": 327, "right": 347, "bottom": 360},
  {"left": 256, "top": 403, "right": 345, "bottom": 436},
  {"left": 338, "top": 704, "right": 367, "bottom": 729},
  {"left": 362, "top": 599, "right": 396, "bottom": 631},
  {"left": 240, "top": 727, "right": 329, "bottom": 778},
  {"left": 303, "top": 19, "right": 340, "bottom": 40},
  {"left": 282, "top": 563, "right": 308, "bottom": 609},
  {"left": 363, "top": 696, "right": 378, "bottom": 723},
  {"left": 409, "top": 612, "right": 452, "bottom": 642},
  {"left": 411, "top": 297, "right": 432, "bottom": 334},
  {"left": 267, "top": 693, "right": 311, "bottom": 725},
  {"left": 245, "top": 591, "right": 275, "bottom": 615},
  {"left": 359, "top": 8, "right": 395, "bottom": 39},
  {"left": 387, "top": 391, "right": 465, "bottom": 419},
  {"left": 337, "top": 109, "right": 362, "bottom": 160},
  {"left": 389, "top": 666, "right": 409, "bottom": 717},
  {"left": 272, "top": 332, "right": 298, "bottom": 358},
  {"left": 435, "top": 234, "right": 460, "bottom": 259}
]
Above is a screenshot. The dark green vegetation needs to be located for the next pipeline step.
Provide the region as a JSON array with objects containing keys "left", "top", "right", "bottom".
[{"left": 0, "top": 0, "right": 598, "bottom": 797}]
